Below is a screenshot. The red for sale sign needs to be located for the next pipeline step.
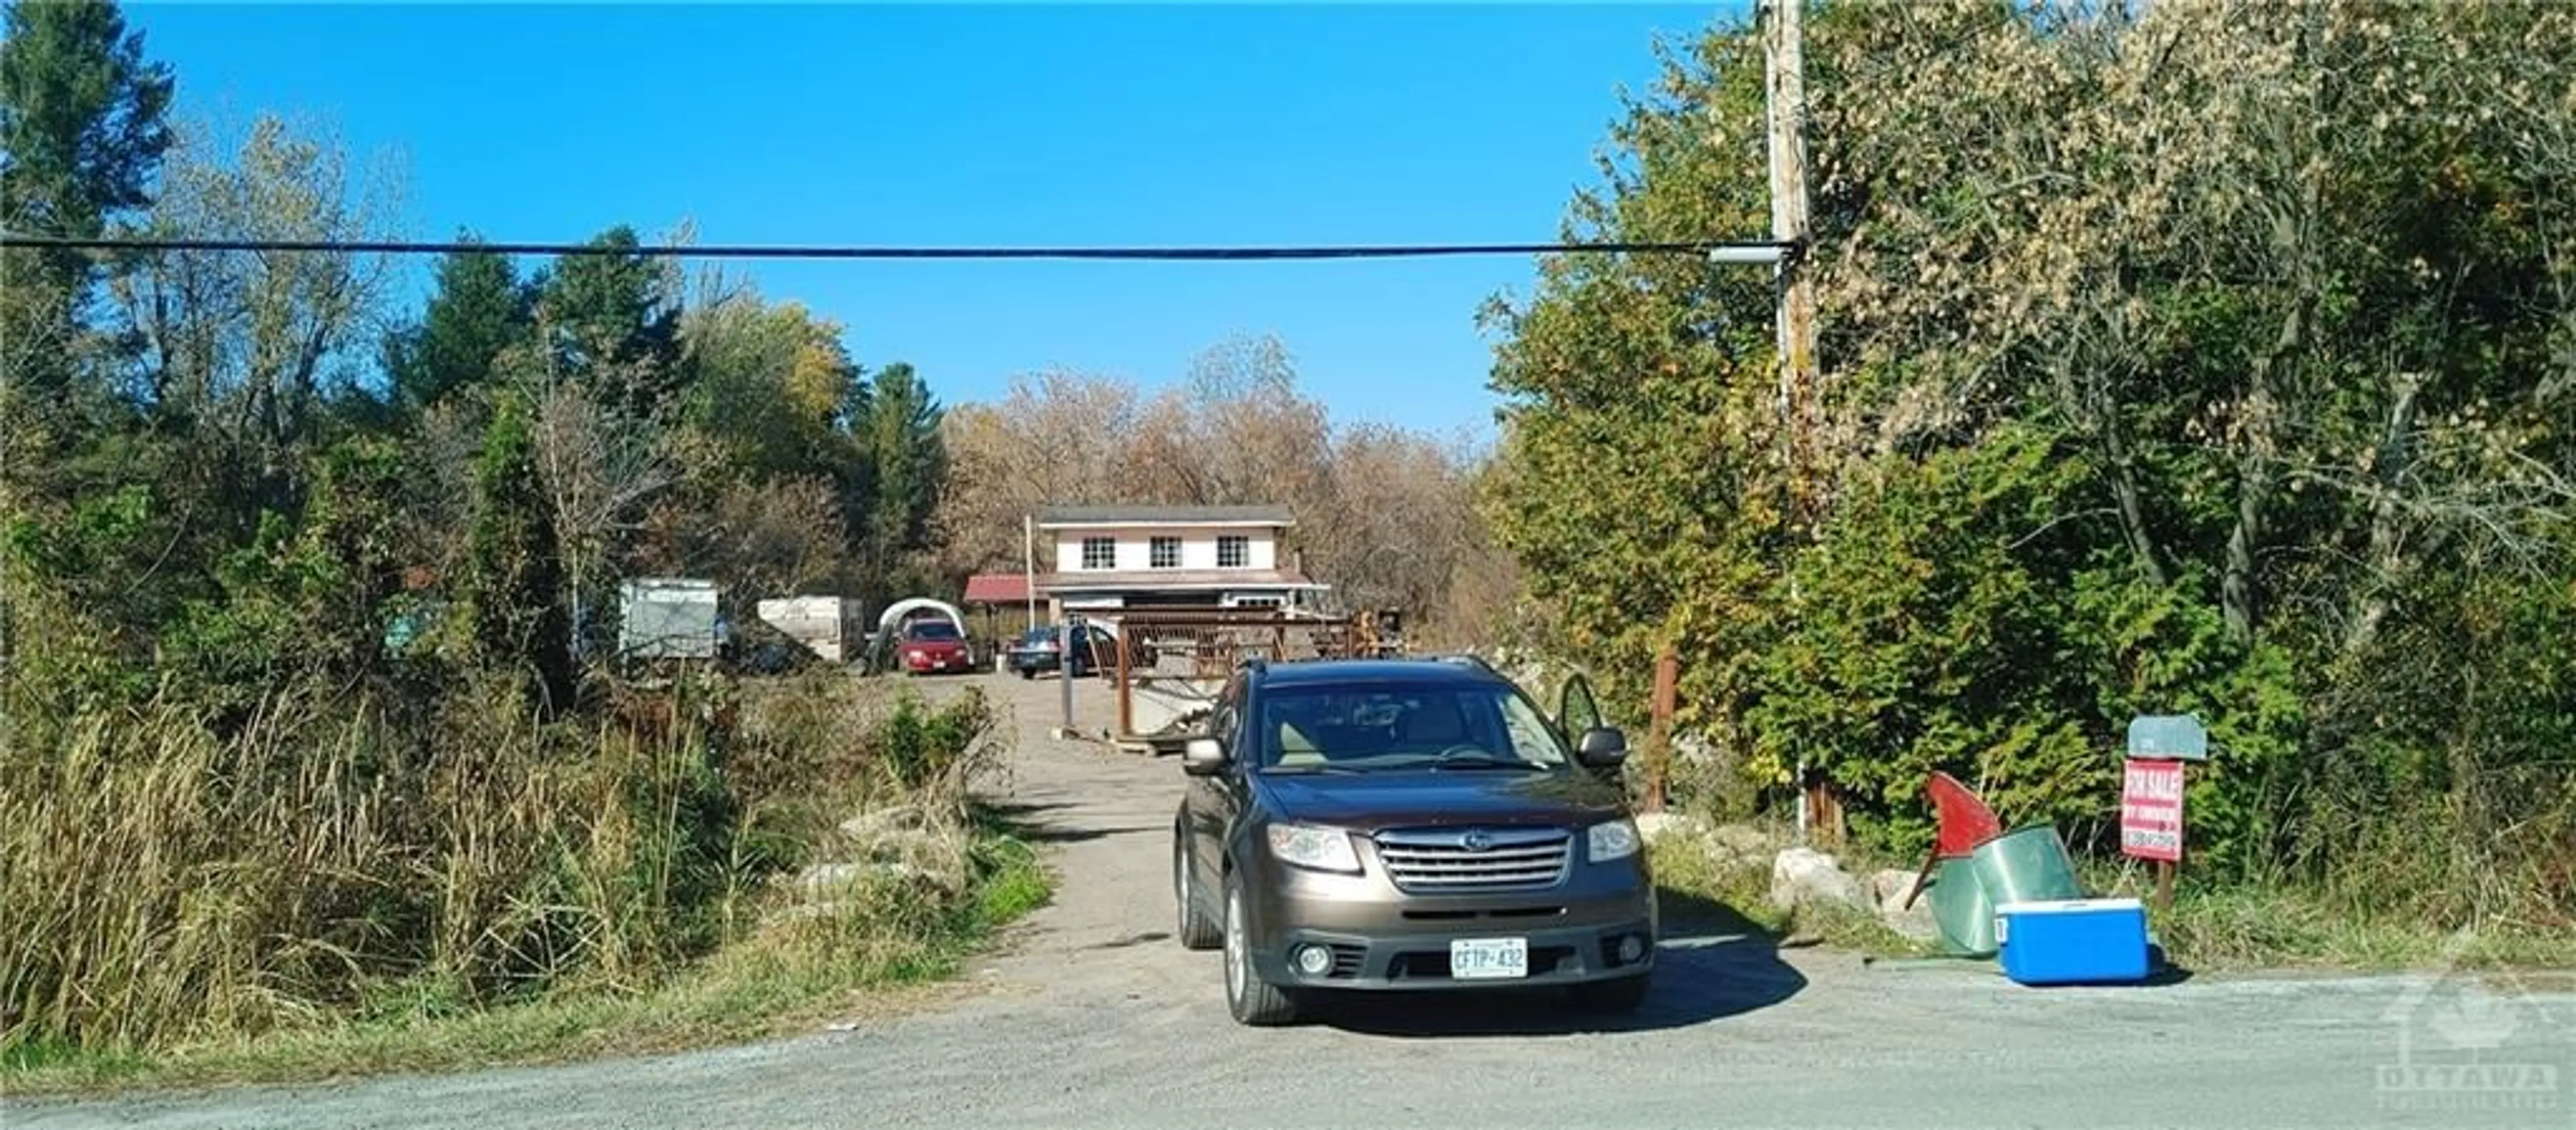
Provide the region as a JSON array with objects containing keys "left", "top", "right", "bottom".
[{"left": 2121, "top": 758, "right": 2186, "bottom": 862}]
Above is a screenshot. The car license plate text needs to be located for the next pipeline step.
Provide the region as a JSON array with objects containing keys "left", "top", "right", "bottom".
[{"left": 1450, "top": 937, "right": 1527, "bottom": 980}]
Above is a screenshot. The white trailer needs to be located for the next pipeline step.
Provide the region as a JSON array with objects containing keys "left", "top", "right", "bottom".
[{"left": 755, "top": 595, "right": 866, "bottom": 664}]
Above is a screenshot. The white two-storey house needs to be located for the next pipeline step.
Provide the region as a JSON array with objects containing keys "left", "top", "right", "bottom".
[{"left": 1030, "top": 504, "right": 1326, "bottom": 619}]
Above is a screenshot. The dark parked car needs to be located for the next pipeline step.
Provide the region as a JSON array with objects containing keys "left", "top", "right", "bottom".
[
  {"left": 895, "top": 618, "right": 973, "bottom": 675},
  {"left": 1171, "top": 654, "right": 1652, "bottom": 1025},
  {"left": 1004, "top": 623, "right": 1117, "bottom": 679}
]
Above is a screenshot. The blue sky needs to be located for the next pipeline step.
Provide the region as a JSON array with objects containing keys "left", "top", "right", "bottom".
[{"left": 127, "top": 2, "right": 1738, "bottom": 440}]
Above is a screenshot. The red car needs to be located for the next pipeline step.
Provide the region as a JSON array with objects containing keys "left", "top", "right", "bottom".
[{"left": 897, "top": 619, "right": 973, "bottom": 675}]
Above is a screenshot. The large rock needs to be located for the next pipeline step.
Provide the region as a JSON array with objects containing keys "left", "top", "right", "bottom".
[
  {"left": 1770, "top": 847, "right": 1872, "bottom": 914},
  {"left": 1709, "top": 823, "right": 1780, "bottom": 862},
  {"left": 1870, "top": 868, "right": 1925, "bottom": 906},
  {"left": 839, "top": 805, "right": 929, "bottom": 844},
  {"left": 1634, "top": 811, "right": 1706, "bottom": 843},
  {"left": 1871, "top": 866, "right": 1941, "bottom": 940},
  {"left": 828, "top": 804, "right": 971, "bottom": 894},
  {"left": 799, "top": 859, "right": 942, "bottom": 896}
]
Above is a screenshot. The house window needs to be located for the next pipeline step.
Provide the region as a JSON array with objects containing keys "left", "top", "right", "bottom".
[
  {"left": 1081, "top": 536, "right": 1116, "bottom": 570},
  {"left": 1217, "top": 535, "right": 1249, "bottom": 568},
  {"left": 1150, "top": 536, "right": 1180, "bottom": 569}
]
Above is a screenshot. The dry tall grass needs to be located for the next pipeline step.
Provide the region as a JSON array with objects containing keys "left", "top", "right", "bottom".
[{"left": 0, "top": 655, "right": 1006, "bottom": 1058}]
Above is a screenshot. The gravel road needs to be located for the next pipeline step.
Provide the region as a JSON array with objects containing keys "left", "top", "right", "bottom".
[{"left": 13, "top": 672, "right": 2572, "bottom": 1130}]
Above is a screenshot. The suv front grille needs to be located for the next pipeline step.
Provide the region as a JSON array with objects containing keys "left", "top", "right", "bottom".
[{"left": 1373, "top": 827, "right": 1570, "bottom": 892}]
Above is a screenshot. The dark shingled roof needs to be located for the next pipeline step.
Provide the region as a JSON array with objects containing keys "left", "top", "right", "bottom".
[{"left": 1034, "top": 504, "right": 1293, "bottom": 527}]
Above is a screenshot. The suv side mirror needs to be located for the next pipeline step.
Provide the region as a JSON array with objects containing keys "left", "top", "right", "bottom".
[
  {"left": 1182, "top": 736, "right": 1232, "bottom": 776},
  {"left": 1574, "top": 726, "right": 1629, "bottom": 768}
]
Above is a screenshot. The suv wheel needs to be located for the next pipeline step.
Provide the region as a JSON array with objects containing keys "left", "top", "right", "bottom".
[
  {"left": 1222, "top": 872, "right": 1299, "bottom": 1026},
  {"left": 1569, "top": 972, "right": 1652, "bottom": 1015},
  {"left": 1173, "top": 838, "right": 1221, "bottom": 950}
]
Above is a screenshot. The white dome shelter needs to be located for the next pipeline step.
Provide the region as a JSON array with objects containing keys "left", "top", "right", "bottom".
[{"left": 877, "top": 597, "right": 967, "bottom": 635}]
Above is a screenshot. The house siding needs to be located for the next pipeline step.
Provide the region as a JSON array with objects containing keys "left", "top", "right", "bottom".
[{"left": 1052, "top": 527, "right": 1278, "bottom": 572}]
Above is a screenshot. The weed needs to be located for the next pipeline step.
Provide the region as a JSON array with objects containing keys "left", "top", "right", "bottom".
[{"left": 0, "top": 668, "right": 1042, "bottom": 1094}]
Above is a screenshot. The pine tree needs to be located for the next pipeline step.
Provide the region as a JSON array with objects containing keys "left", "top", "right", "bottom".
[
  {"left": 382, "top": 235, "right": 529, "bottom": 414},
  {"left": 0, "top": 0, "right": 174, "bottom": 307},
  {"left": 857, "top": 362, "right": 945, "bottom": 595},
  {"left": 460, "top": 389, "right": 574, "bottom": 714}
]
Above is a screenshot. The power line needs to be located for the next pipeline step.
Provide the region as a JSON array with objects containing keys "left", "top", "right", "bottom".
[{"left": 0, "top": 233, "right": 1794, "bottom": 262}]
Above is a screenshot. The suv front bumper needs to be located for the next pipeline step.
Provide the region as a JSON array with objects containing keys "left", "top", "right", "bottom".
[{"left": 1242, "top": 857, "right": 1658, "bottom": 991}]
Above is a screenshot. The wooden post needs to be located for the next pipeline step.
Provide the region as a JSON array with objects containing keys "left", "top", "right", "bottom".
[
  {"left": 1645, "top": 644, "right": 1679, "bottom": 813},
  {"left": 1115, "top": 629, "right": 1132, "bottom": 739},
  {"left": 1803, "top": 767, "right": 1845, "bottom": 848}
]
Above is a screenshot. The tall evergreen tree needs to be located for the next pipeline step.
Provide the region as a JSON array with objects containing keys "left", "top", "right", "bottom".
[
  {"left": 382, "top": 235, "right": 529, "bottom": 414},
  {"left": 857, "top": 362, "right": 944, "bottom": 594},
  {"left": 1, "top": 0, "right": 174, "bottom": 475},
  {"left": 0, "top": 0, "right": 174, "bottom": 309},
  {"left": 459, "top": 389, "right": 574, "bottom": 715},
  {"left": 540, "top": 225, "right": 682, "bottom": 418}
]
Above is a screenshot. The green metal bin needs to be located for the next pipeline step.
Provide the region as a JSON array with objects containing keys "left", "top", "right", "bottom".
[
  {"left": 1969, "top": 823, "right": 2086, "bottom": 907},
  {"left": 1927, "top": 855, "right": 1997, "bottom": 957}
]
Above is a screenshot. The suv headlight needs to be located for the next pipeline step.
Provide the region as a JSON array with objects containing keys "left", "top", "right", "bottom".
[
  {"left": 1588, "top": 819, "right": 1642, "bottom": 863},
  {"left": 1266, "top": 823, "right": 1361, "bottom": 874}
]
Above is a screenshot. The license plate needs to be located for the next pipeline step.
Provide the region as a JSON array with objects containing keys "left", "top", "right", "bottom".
[{"left": 1450, "top": 937, "right": 1527, "bottom": 980}]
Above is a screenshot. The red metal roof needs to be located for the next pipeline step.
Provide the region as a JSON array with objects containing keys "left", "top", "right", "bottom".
[{"left": 962, "top": 573, "right": 1031, "bottom": 604}]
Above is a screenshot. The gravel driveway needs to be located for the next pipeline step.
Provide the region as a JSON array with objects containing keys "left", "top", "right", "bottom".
[{"left": 13, "top": 670, "right": 2573, "bottom": 1130}]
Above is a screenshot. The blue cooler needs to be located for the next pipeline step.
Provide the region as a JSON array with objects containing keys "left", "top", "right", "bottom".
[{"left": 1992, "top": 897, "right": 2151, "bottom": 986}]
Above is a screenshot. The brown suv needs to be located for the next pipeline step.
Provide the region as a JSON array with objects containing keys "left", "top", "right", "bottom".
[{"left": 1171, "top": 655, "right": 1654, "bottom": 1025}]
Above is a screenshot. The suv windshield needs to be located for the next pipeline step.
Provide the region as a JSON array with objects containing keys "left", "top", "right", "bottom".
[{"left": 1254, "top": 681, "right": 1571, "bottom": 772}]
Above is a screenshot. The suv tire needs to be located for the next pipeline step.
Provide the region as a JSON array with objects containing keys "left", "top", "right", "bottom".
[
  {"left": 1174, "top": 837, "right": 1221, "bottom": 950},
  {"left": 1222, "top": 871, "right": 1300, "bottom": 1026},
  {"left": 1570, "top": 972, "right": 1652, "bottom": 1015}
]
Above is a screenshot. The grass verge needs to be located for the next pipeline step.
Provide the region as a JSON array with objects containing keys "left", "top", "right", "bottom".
[
  {"left": 1, "top": 810, "right": 1054, "bottom": 1098},
  {"left": 2148, "top": 884, "right": 2576, "bottom": 972},
  {"left": 1646, "top": 823, "right": 2576, "bottom": 973}
]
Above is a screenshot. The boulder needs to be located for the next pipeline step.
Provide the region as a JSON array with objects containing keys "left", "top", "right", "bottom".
[
  {"left": 1870, "top": 868, "right": 1925, "bottom": 907},
  {"left": 1711, "top": 823, "right": 1780, "bottom": 860},
  {"left": 839, "top": 805, "right": 929, "bottom": 843},
  {"left": 1880, "top": 896, "right": 1941, "bottom": 941},
  {"left": 799, "top": 859, "right": 941, "bottom": 896},
  {"left": 1871, "top": 867, "right": 1941, "bottom": 940},
  {"left": 1770, "top": 847, "right": 1872, "bottom": 914},
  {"left": 1634, "top": 811, "right": 1707, "bottom": 843}
]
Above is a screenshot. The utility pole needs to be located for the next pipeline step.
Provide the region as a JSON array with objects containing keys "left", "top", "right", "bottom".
[
  {"left": 1763, "top": 0, "right": 1820, "bottom": 535},
  {"left": 1761, "top": 0, "right": 1835, "bottom": 846},
  {"left": 1022, "top": 512, "right": 1038, "bottom": 629}
]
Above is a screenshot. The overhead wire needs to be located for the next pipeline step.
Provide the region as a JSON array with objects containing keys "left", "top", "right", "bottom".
[
  {"left": 0, "top": 234, "right": 1795, "bottom": 262},
  {"left": 0, "top": 10, "right": 2033, "bottom": 268}
]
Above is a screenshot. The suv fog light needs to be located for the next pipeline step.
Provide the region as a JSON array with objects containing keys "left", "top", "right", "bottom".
[
  {"left": 1293, "top": 944, "right": 1334, "bottom": 976},
  {"left": 1619, "top": 935, "right": 1646, "bottom": 964}
]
